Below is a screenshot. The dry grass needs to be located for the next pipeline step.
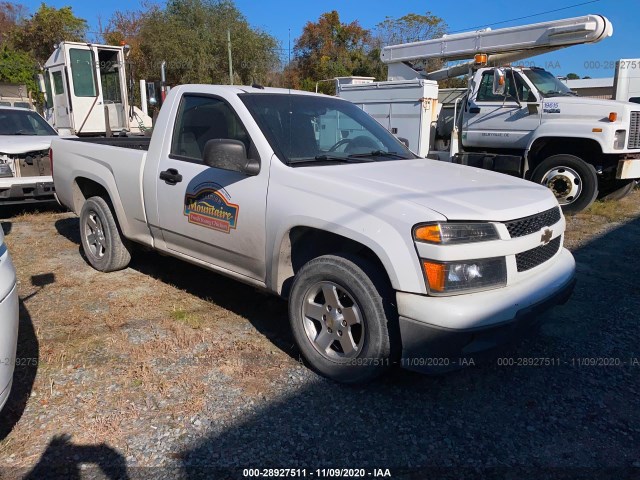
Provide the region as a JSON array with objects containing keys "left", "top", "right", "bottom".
[{"left": 0, "top": 208, "right": 292, "bottom": 467}]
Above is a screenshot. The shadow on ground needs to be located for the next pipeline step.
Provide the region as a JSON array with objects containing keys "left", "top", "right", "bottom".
[{"left": 0, "top": 300, "right": 38, "bottom": 441}]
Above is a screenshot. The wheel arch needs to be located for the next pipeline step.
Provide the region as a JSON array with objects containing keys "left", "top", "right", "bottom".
[
  {"left": 273, "top": 226, "right": 398, "bottom": 299},
  {"left": 527, "top": 137, "right": 603, "bottom": 177},
  {"left": 72, "top": 175, "right": 131, "bottom": 237}
]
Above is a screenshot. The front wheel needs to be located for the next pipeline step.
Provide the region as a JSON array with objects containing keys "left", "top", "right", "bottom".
[
  {"left": 531, "top": 154, "right": 598, "bottom": 215},
  {"left": 288, "top": 254, "right": 397, "bottom": 383}
]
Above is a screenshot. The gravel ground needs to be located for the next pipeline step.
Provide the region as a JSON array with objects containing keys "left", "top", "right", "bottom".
[{"left": 0, "top": 192, "right": 639, "bottom": 480}]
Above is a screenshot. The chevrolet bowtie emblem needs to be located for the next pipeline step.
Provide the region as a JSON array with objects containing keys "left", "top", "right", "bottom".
[{"left": 541, "top": 228, "right": 553, "bottom": 245}]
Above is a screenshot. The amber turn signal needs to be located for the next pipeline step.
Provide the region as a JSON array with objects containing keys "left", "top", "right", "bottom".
[
  {"left": 414, "top": 225, "right": 442, "bottom": 243},
  {"left": 423, "top": 261, "right": 446, "bottom": 292}
]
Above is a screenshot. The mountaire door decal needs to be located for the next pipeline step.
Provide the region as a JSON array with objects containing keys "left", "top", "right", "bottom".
[{"left": 184, "top": 183, "right": 239, "bottom": 233}]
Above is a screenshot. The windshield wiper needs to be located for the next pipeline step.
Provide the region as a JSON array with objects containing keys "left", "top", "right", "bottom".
[
  {"left": 287, "top": 154, "right": 375, "bottom": 166},
  {"left": 348, "top": 150, "right": 408, "bottom": 159}
]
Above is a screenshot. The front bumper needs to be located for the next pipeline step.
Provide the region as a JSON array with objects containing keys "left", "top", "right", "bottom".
[
  {"left": 397, "top": 248, "right": 576, "bottom": 372},
  {"left": 0, "top": 180, "right": 55, "bottom": 205}
]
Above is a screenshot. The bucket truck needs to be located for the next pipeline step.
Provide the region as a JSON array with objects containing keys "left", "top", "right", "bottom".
[{"left": 338, "top": 15, "right": 640, "bottom": 213}]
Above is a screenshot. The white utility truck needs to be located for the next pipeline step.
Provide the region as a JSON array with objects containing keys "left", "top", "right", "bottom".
[
  {"left": 41, "top": 42, "right": 152, "bottom": 136},
  {"left": 51, "top": 84, "right": 575, "bottom": 382},
  {"left": 613, "top": 59, "right": 640, "bottom": 104},
  {"left": 338, "top": 15, "right": 640, "bottom": 213}
]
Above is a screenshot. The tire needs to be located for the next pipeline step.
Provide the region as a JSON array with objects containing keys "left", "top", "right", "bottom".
[
  {"left": 288, "top": 254, "right": 397, "bottom": 383},
  {"left": 531, "top": 154, "right": 598, "bottom": 215},
  {"left": 598, "top": 179, "right": 636, "bottom": 201},
  {"left": 79, "top": 196, "right": 131, "bottom": 272}
]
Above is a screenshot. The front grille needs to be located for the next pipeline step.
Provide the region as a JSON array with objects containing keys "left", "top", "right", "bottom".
[
  {"left": 516, "top": 237, "right": 561, "bottom": 272},
  {"left": 504, "top": 207, "right": 561, "bottom": 238},
  {"left": 629, "top": 112, "right": 640, "bottom": 149}
]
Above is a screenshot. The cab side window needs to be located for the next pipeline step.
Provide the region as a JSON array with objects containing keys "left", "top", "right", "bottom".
[
  {"left": 171, "top": 95, "right": 251, "bottom": 161},
  {"left": 477, "top": 71, "right": 537, "bottom": 103}
]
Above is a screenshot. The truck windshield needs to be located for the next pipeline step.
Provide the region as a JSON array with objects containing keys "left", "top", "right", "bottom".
[
  {"left": 522, "top": 69, "right": 576, "bottom": 97},
  {"left": 240, "top": 93, "right": 415, "bottom": 165},
  {"left": 0, "top": 109, "right": 57, "bottom": 136}
]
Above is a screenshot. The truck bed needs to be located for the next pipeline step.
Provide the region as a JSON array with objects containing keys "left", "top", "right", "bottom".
[{"left": 68, "top": 137, "right": 151, "bottom": 151}]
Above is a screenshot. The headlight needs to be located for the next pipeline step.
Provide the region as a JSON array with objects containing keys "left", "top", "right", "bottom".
[
  {"left": 614, "top": 130, "right": 626, "bottom": 150},
  {"left": 422, "top": 257, "right": 507, "bottom": 294},
  {"left": 414, "top": 222, "right": 499, "bottom": 244},
  {"left": 0, "top": 162, "right": 13, "bottom": 178}
]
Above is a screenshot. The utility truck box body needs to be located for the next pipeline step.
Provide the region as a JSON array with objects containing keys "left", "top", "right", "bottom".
[{"left": 338, "top": 80, "right": 439, "bottom": 157}]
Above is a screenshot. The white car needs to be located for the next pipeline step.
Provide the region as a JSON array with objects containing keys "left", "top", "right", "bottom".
[
  {"left": 0, "top": 226, "right": 18, "bottom": 410},
  {"left": 0, "top": 106, "right": 59, "bottom": 204}
]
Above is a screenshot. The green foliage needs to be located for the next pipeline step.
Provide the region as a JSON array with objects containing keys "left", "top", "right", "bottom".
[
  {"left": 105, "top": 0, "right": 280, "bottom": 87},
  {"left": 0, "top": 46, "right": 40, "bottom": 101},
  {"left": 566, "top": 73, "right": 580, "bottom": 80},
  {"left": 374, "top": 12, "right": 447, "bottom": 45},
  {"left": 11, "top": 3, "right": 87, "bottom": 65}
]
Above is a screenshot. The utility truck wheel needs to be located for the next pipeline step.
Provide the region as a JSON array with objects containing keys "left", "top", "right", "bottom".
[
  {"left": 80, "top": 196, "right": 131, "bottom": 272},
  {"left": 288, "top": 254, "right": 397, "bottom": 383},
  {"left": 598, "top": 179, "right": 635, "bottom": 201},
  {"left": 531, "top": 154, "right": 598, "bottom": 215}
]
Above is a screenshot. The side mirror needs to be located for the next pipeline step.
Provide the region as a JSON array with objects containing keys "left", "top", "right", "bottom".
[
  {"left": 202, "top": 139, "right": 260, "bottom": 176},
  {"left": 492, "top": 68, "right": 506, "bottom": 96},
  {"left": 398, "top": 137, "right": 410, "bottom": 148}
]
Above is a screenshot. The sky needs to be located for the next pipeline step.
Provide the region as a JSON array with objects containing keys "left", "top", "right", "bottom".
[{"left": 20, "top": 0, "right": 639, "bottom": 79}]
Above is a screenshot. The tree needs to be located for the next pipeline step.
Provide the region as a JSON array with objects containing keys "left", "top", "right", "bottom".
[
  {"left": 0, "top": 2, "right": 27, "bottom": 45},
  {"left": 369, "top": 12, "right": 452, "bottom": 86},
  {"left": 566, "top": 73, "right": 580, "bottom": 80},
  {"left": 293, "top": 11, "right": 372, "bottom": 93},
  {"left": 103, "top": 0, "right": 279, "bottom": 87},
  {"left": 374, "top": 12, "right": 447, "bottom": 46},
  {"left": 11, "top": 3, "right": 87, "bottom": 65},
  {"left": 0, "top": 46, "right": 38, "bottom": 96}
]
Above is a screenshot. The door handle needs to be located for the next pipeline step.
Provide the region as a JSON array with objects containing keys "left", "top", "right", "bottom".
[
  {"left": 469, "top": 107, "right": 481, "bottom": 114},
  {"left": 159, "top": 168, "right": 183, "bottom": 185}
]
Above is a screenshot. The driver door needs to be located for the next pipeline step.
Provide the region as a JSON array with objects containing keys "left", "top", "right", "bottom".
[
  {"left": 155, "top": 94, "right": 269, "bottom": 281},
  {"left": 463, "top": 70, "right": 541, "bottom": 150}
]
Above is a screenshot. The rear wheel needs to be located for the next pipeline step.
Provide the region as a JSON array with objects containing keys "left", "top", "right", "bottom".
[
  {"left": 80, "top": 196, "right": 131, "bottom": 272},
  {"left": 531, "top": 154, "right": 598, "bottom": 215},
  {"left": 288, "top": 254, "right": 397, "bottom": 383}
]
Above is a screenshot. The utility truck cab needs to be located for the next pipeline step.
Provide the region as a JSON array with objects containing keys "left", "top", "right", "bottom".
[
  {"left": 41, "top": 42, "right": 152, "bottom": 136},
  {"left": 458, "top": 62, "right": 640, "bottom": 212}
]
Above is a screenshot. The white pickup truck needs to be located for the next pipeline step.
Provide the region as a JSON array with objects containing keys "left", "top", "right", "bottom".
[{"left": 51, "top": 85, "right": 576, "bottom": 382}]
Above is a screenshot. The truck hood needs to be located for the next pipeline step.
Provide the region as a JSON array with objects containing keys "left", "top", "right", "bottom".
[
  {"left": 0, "top": 135, "right": 59, "bottom": 154},
  {"left": 546, "top": 96, "right": 638, "bottom": 117},
  {"left": 308, "top": 159, "right": 557, "bottom": 222}
]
